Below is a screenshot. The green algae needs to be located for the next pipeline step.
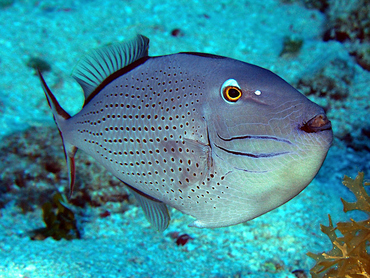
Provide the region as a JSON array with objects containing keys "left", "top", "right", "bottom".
[
  {"left": 26, "top": 57, "right": 52, "bottom": 73},
  {"left": 279, "top": 36, "right": 303, "bottom": 57},
  {"left": 307, "top": 172, "right": 370, "bottom": 277},
  {"left": 30, "top": 193, "right": 81, "bottom": 240}
]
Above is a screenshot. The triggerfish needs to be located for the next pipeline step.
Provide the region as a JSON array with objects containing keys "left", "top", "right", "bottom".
[{"left": 39, "top": 35, "right": 332, "bottom": 231}]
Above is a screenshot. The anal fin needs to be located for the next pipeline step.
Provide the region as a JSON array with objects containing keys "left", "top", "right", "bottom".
[{"left": 125, "top": 184, "right": 170, "bottom": 232}]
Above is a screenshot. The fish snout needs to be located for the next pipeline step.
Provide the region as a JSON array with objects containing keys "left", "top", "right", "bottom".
[{"left": 300, "top": 114, "right": 332, "bottom": 133}]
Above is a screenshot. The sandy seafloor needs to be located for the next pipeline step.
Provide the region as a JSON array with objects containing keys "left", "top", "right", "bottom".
[{"left": 0, "top": 0, "right": 370, "bottom": 277}]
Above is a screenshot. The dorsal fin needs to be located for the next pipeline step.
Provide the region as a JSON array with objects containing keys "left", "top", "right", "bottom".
[{"left": 72, "top": 34, "right": 149, "bottom": 102}]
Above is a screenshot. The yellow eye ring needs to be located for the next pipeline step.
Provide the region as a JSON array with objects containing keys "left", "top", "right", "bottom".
[{"left": 223, "top": 86, "right": 242, "bottom": 102}]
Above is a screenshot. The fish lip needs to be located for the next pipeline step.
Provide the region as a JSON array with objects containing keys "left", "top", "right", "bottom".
[{"left": 300, "top": 114, "right": 332, "bottom": 133}]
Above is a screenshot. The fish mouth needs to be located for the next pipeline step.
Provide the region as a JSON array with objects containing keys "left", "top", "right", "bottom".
[{"left": 300, "top": 114, "right": 332, "bottom": 133}]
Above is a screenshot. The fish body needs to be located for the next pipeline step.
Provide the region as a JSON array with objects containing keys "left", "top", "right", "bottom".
[{"left": 40, "top": 35, "right": 333, "bottom": 231}]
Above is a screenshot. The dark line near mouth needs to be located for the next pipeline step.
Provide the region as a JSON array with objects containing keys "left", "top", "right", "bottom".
[
  {"left": 214, "top": 143, "right": 289, "bottom": 158},
  {"left": 217, "top": 133, "right": 292, "bottom": 145}
]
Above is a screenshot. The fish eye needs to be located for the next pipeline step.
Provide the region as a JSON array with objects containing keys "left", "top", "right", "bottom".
[
  {"left": 223, "top": 86, "right": 242, "bottom": 102},
  {"left": 221, "top": 79, "right": 242, "bottom": 103}
]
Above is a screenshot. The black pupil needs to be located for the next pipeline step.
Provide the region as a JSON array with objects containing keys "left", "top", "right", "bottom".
[{"left": 228, "top": 88, "right": 240, "bottom": 98}]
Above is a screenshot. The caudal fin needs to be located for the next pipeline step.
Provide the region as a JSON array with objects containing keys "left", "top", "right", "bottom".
[{"left": 38, "top": 70, "right": 78, "bottom": 197}]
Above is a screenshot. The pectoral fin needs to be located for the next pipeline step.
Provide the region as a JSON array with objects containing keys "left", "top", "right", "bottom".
[{"left": 160, "top": 138, "right": 213, "bottom": 186}]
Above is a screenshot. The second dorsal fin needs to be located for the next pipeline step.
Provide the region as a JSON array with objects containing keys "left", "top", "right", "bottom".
[{"left": 72, "top": 34, "right": 149, "bottom": 102}]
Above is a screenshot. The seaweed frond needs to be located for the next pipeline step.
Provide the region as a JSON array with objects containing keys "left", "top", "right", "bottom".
[
  {"left": 307, "top": 172, "right": 370, "bottom": 278},
  {"left": 341, "top": 172, "right": 370, "bottom": 215},
  {"left": 30, "top": 193, "right": 81, "bottom": 240}
]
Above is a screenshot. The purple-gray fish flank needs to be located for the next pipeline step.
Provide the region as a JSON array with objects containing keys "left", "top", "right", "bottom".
[{"left": 39, "top": 35, "right": 333, "bottom": 231}]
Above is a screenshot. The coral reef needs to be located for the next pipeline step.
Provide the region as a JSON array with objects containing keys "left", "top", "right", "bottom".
[
  {"left": 283, "top": 0, "right": 370, "bottom": 152},
  {"left": 352, "top": 44, "right": 370, "bottom": 72},
  {"left": 302, "top": 0, "right": 328, "bottom": 12},
  {"left": 297, "top": 58, "right": 354, "bottom": 102},
  {"left": 307, "top": 172, "right": 370, "bottom": 277},
  {"left": 295, "top": 55, "right": 368, "bottom": 146},
  {"left": 342, "top": 126, "right": 370, "bottom": 153},
  {"left": 279, "top": 0, "right": 329, "bottom": 13},
  {"left": 281, "top": 0, "right": 370, "bottom": 71},
  {"left": 323, "top": 0, "right": 370, "bottom": 71},
  {"left": 323, "top": 0, "right": 370, "bottom": 44},
  {"left": 0, "top": 126, "right": 133, "bottom": 212}
]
